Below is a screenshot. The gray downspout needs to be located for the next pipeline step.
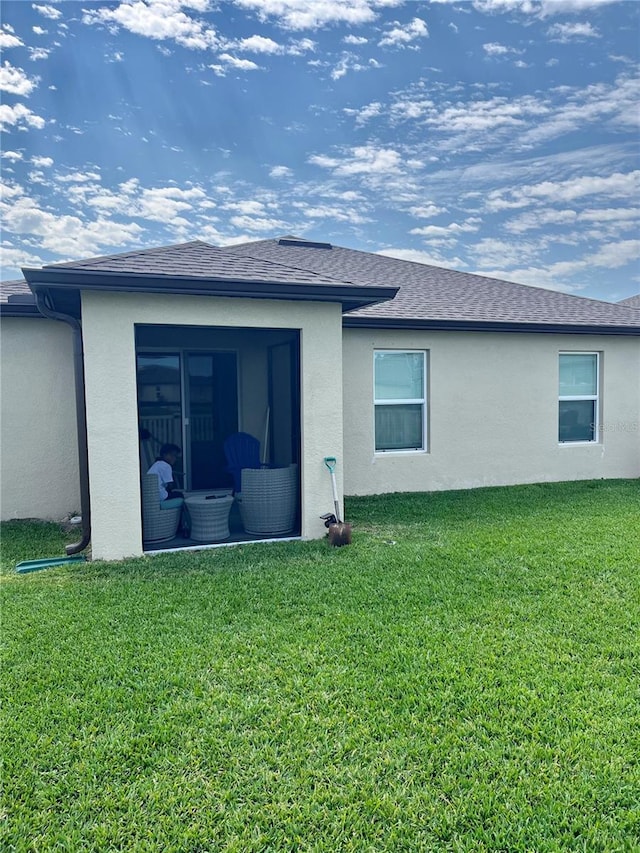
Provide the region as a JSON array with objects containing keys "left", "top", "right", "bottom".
[{"left": 34, "top": 289, "right": 91, "bottom": 555}]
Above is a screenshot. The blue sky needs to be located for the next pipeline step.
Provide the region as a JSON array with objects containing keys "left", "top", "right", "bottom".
[{"left": 1, "top": 0, "right": 638, "bottom": 302}]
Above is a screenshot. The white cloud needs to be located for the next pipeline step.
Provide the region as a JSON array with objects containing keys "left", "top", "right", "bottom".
[
  {"left": 83, "top": 1, "right": 220, "bottom": 51},
  {"left": 1, "top": 151, "right": 24, "bottom": 163},
  {"left": 229, "top": 215, "right": 286, "bottom": 231},
  {"left": 0, "top": 103, "right": 46, "bottom": 131},
  {"left": 269, "top": 165, "right": 293, "bottom": 178},
  {"left": 309, "top": 145, "right": 403, "bottom": 176},
  {"left": 33, "top": 26, "right": 48, "bottom": 36},
  {"left": 390, "top": 98, "right": 432, "bottom": 122},
  {"left": 409, "top": 203, "right": 446, "bottom": 218},
  {"left": 223, "top": 199, "right": 267, "bottom": 215},
  {"left": 0, "top": 180, "right": 25, "bottom": 201},
  {"left": 343, "top": 35, "right": 368, "bottom": 45},
  {"left": 209, "top": 54, "right": 261, "bottom": 75},
  {"left": 296, "top": 203, "right": 369, "bottom": 224},
  {"left": 379, "top": 17, "right": 428, "bottom": 48},
  {"left": 441, "top": 0, "right": 619, "bottom": 15},
  {"left": 1, "top": 195, "right": 144, "bottom": 257},
  {"left": 377, "top": 247, "right": 466, "bottom": 268},
  {"left": 330, "top": 52, "right": 374, "bottom": 80},
  {"left": 29, "top": 47, "right": 51, "bottom": 61},
  {"left": 0, "top": 27, "right": 24, "bottom": 49},
  {"left": 31, "top": 155, "right": 54, "bottom": 167},
  {"left": 547, "top": 21, "right": 600, "bottom": 41},
  {"left": 410, "top": 219, "right": 481, "bottom": 239},
  {"left": 32, "top": 4, "right": 63, "bottom": 19},
  {"left": 469, "top": 236, "right": 539, "bottom": 268},
  {"left": 0, "top": 243, "right": 49, "bottom": 275},
  {"left": 56, "top": 170, "right": 102, "bottom": 184},
  {"left": 218, "top": 53, "right": 260, "bottom": 70},
  {"left": 230, "top": 0, "right": 403, "bottom": 31},
  {"left": 483, "top": 42, "right": 511, "bottom": 55},
  {"left": 231, "top": 35, "right": 283, "bottom": 53},
  {"left": 486, "top": 170, "right": 640, "bottom": 211},
  {"left": 344, "top": 101, "right": 384, "bottom": 126},
  {"left": 585, "top": 239, "right": 640, "bottom": 269},
  {"left": 0, "top": 62, "right": 39, "bottom": 97},
  {"left": 506, "top": 206, "right": 640, "bottom": 234}
]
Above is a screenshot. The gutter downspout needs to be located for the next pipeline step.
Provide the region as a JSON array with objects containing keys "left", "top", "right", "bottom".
[{"left": 34, "top": 289, "right": 91, "bottom": 555}]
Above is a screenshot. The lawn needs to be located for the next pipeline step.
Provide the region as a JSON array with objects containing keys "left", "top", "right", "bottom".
[{"left": 2, "top": 480, "right": 639, "bottom": 851}]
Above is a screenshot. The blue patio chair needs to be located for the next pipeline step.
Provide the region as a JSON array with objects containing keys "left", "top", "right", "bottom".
[{"left": 224, "top": 432, "right": 261, "bottom": 493}]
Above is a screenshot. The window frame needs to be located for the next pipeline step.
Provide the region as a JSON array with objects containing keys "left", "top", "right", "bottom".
[
  {"left": 373, "top": 349, "right": 428, "bottom": 454},
  {"left": 558, "top": 351, "right": 600, "bottom": 445}
]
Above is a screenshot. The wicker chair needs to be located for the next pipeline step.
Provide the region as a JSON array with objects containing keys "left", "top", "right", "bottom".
[
  {"left": 238, "top": 464, "right": 298, "bottom": 536},
  {"left": 141, "top": 473, "right": 184, "bottom": 543}
]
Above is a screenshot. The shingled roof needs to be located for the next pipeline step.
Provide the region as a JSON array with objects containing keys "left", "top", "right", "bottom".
[
  {"left": 17, "top": 240, "right": 397, "bottom": 314},
  {"left": 2, "top": 236, "right": 639, "bottom": 333},
  {"left": 43, "top": 240, "right": 355, "bottom": 287},
  {"left": 618, "top": 294, "right": 640, "bottom": 310},
  {"left": 224, "top": 237, "right": 640, "bottom": 333}
]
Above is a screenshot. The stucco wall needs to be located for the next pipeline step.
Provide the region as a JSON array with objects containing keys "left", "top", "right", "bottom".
[
  {"left": 0, "top": 317, "right": 80, "bottom": 520},
  {"left": 343, "top": 328, "right": 640, "bottom": 495},
  {"left": 81, "top": 291, "right": 344, "bottom": 561}
]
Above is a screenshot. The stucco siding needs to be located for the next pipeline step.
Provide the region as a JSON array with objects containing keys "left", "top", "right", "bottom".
[
  {"left": 0, "top": 317, "right": 80, "bottom": 520},
  {"left": 81, "top": 291, "right": 343, "bottom": 561},
  {"left": 343, "top": 329, "right": 640, "bottom": 495}
]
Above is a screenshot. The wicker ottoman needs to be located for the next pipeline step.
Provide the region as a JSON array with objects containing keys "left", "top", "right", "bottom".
[{"left": 185, "top": 494, "right": 234, "bottom": 542}]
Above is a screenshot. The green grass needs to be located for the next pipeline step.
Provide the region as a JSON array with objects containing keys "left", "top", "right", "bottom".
[{"left": 2, "top": 480, "right": 639, "bottom": 851}]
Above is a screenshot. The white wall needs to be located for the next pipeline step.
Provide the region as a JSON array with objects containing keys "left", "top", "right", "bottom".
[
  {"left": 343, "top": 328, "right": 640, "bottom": 495},
  {"left": 0, "top": 318, "right": 80, "bottom": 520},
  {"left": 81, "top": 291, "right": 344, "bottom": 561}
]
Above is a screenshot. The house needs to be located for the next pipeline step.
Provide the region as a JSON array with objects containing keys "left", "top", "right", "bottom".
[{"left": 1, "top": 236, "right": 639, "bottom": 561}]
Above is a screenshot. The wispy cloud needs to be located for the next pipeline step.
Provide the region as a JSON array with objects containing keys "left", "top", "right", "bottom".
[
  {"left": 547, "top": 21, "right": 600, "bottom": 41},
  {"left": 379, "top": 17, "right": 428, "bottom": 48},
  {"left": 32, "top": 4, "right": 63, "bottom": 20},
  {"left": 309, "top": 145, "right": 403, "bottom": 177},
  {"left": 486, "top": 170, "right": 640, "bottom": 211},
  {"left": 433, "top": 0, "right": 618, "bottom": 16}
]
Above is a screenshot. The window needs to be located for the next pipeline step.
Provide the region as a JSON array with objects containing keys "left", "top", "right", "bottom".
[
  {"left": 559, "top": 352, "right": 599, "bottom": 443},
  {"left": 374, "top": 350, "right": 426, "bottom": 451}
]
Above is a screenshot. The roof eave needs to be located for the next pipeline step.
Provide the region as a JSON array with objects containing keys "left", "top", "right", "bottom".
[
  {"left": 342, "top": 316, "right": 640, "bottom": 336},
  {"left": 22, "top": 267, "right": 398, "bottom": 313},
  {"left": 0, "top": 302, "right": 45, "bottom": 318}
]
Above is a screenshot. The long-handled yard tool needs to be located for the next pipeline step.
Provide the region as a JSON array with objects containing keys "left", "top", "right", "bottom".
[{"left": 321, "top": 456, "right": 352, "bottom": 547}]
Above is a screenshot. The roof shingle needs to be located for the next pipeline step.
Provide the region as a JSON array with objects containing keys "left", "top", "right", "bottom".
[
  {"left": 2, "top": 236, "right": 639, "bottom": 331},
  {"left": 224, "top": 237, "right": 640, "bottom": 329}
]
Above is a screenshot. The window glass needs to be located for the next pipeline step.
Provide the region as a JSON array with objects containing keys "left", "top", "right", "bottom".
[
  {"left": 375, "top": 404, "right": 423, "bottom": 451},
  {"left": 559, "top": 353, "right": 597, "bottom": 397},
  {"left": 375, "top": 351, "right": 424, "bottom": 400},
  {"left": 559, "top": 400, "right": 596, "bottom": 443}
]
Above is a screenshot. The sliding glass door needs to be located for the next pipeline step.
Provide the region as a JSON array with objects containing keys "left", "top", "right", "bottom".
[
  {"left": 137, "top": 351, "right": 238, "bottom": 490},
  {"left": 186, "top": 352, "right": 238, "bottom": 490}
]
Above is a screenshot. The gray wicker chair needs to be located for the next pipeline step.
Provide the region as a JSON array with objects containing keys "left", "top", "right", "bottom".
[
  {"left": 141, "top": 473, "right": 184, "bottom": 543},
  {"left": 238, "top": 464, "right": 298, "bottom": 535}
]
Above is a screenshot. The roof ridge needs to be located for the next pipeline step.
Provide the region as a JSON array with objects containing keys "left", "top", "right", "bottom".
[
  {"left": 225, "top": 249, "right": 355, "bottom": 286},
  {"left": 45, "top": 240, "right": 216, "bottom": 269}
]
